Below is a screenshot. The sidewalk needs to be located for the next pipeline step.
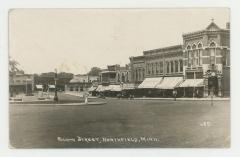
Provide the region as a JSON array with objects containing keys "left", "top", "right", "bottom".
[
  {"left": 11, "top": 101, "right": 107, "bottom": 106},
  {"left": 133, "top": 97, "right": 230, "bottom": 101},
  {"left": 65, "top": 92, "right": 230, "bottom": 101},
  {"left": 64, "top": 92, "right": 98, "bottom": 99}
]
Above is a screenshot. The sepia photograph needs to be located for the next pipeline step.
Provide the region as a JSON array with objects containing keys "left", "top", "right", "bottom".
[{"left": 8, "top": 8, "right": 230, "bottom": 148}]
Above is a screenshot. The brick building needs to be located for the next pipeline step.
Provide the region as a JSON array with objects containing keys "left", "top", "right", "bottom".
[
  {"left": 97, "top": 64, "right": 132, "bottom": 96},
  {"left": 130, "top": 21, "right": 230, "bottom": 97},
  {"left": 9, "top": 71, "right": 34, "bottom": 96}
]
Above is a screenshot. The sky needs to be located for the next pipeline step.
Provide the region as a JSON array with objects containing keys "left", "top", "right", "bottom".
[{"left": 9, "top": 8, "right": 229, "bottom": 75}]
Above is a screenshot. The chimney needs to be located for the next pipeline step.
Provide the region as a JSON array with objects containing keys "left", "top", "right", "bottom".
[{"left": 226, "top": 22, "right": 230, "bottom": 29}]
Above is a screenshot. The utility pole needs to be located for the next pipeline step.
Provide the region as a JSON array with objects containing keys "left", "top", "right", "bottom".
[{"left": 54, "top": 69, "right": 58, "bottom": 102}]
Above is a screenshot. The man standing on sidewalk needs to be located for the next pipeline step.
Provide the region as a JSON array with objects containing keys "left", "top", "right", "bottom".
[{"left": 173, "top": 89, "right": 177, "bottom": 101}]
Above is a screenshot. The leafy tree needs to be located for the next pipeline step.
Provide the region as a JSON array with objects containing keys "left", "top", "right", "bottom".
[
  {"left": 9, "top": 57, "right": 23, "bottom": 75},
  {"left": 88, "top": 67, "right": 101, "bottom": 76}
]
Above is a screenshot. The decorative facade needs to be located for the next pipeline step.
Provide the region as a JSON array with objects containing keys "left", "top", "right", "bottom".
[
  {"left": 182, "top": 21, "right": 230, "bottom": 96},
  {"left": 129, "top": 21, "right": 230, "bottom": 97}
]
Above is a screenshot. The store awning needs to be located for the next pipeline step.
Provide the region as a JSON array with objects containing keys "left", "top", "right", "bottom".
[
  {"left": 88, "top": 86, "right": 97, "bottom": 92},
  {"left": 96, "top": 85, "right": 110, "bottom": 92},
  {"left": 178, "top": 79, "right": 204, "bottom": 88},
  {"left": 138, "top": 77, "right": 163, "bottom": 89},
  {"left": 122, "top": 83, "right": 136, "bottom": 90},
  {"left": 109, "top": 85, "right": 122, "bottom": 92},
  {"left": 48, "top": 85, "right": 55, "bottom": 88},
  {"left": 36, "top": 85, "right": 43, "bottom": 89},
  {"left": 156, "top": 77, "right": 183, "bottom": 89}
]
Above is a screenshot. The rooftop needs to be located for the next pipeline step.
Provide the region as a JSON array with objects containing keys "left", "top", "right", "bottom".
[{"left": 143, "top": 45, "right": 183, "bottom": 55}]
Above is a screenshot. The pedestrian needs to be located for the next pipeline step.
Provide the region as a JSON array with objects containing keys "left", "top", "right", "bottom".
[
  {"left": 196, "top": 89, "right": 199, "bottom": 98},
  {"left": 84, "top": 92, "right": 89, "bottom": 104},
  {"left": 173, "top": 89, "right": 177, "bottom": 101}
]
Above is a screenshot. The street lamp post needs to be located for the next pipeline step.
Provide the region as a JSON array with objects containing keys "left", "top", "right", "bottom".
[
  {"left": 25, "top": 78, "right": 28, "bottom": 95},
  {"left": 54, "top": 69, "right": 58, "bottom": 102},
  {"left": 25, "top": 78, "right": 31, "bottom": 96}
]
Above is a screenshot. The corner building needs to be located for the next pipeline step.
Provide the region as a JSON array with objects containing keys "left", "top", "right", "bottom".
[{"left": 130, "top": 21, "right": 230, "bottom": 97}]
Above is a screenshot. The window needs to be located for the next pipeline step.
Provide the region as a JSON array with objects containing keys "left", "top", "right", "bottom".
[
  {"left": 167, "top": 62, "right": 169, "bottom": 73},
  {"left": 210, "top": 48, "right": 215, "bottom": 56},
  {"left": 199, "top": 50, "right": 202, "bottom": 66},
  {"left": 171, "top": 61, "right": 174, "bottom": 73},
  {"left": 175, "top": 61, "right": 178, "bottom": 73},
  {"left": 180, "top": 60, "right": 183, "bottom": 72},
  {"left": 160, "top": 62, "right": 163, "bottom": 73},
  {"left": 122, "top": 74, "right": 125, "bottom": 83},
  {"left": 156, "top": 63, "right": 159, "bottom": 73},
  {"left": 135, "top": 70, "right": 138, "bottom": 80},
  {"left": 210, "top": 56, "right": 215, "bottom": 65},
  {"left": 198, "top": 43, "right": 203, "bottom": 49},
  {"left": 210, "top": 42, "right": 216, "bottom": 47},
  {"left": 152, "top": 63, "right": 154, "bottom": 74},
  {"left": 142, "top": 69, "right": 145, "bottom": 78},
  {"left": 209, "top": 42, "right": 216, "bottom": 65},
  {"left": 192, "top": 44, "right": 196, "bottom": 50}
]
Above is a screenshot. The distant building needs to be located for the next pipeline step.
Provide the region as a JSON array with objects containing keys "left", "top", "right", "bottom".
[
  {"left": 34, "top": 72, "right": 73, "bottom": 91},
  {"left": 130, "top": 21, "right": 230, "bottom": 97},
  {"left": 129, "top": 55, "right": 145, "bottom": 84},
  {"left": 65, "top": 74, "right": 99, "bottom": 92},
  {"left": 9, "top": 71, "right": 34, "bottom": 96},
  {"left": 99, "top": 64, "right": 131, "bottom": 85},
  {"left": 96, "top": 64, "right": 132, "bottom": 96}
]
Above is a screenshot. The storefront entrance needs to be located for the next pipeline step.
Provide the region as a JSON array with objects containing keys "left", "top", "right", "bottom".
[{"left": 208, "top": 76, "right": 218, "bottom": 96}]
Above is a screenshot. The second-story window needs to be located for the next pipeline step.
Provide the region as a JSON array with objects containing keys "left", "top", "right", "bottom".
[{"left": 180, "top": 60, "right": 183, "bottom": 72}]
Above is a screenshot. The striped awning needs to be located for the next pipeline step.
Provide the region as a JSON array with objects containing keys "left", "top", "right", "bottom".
[
  {"left": 109, "top": 85, "right": 122, "bottom": 92},
  {"left": 36, "top": 85, "right": 43, "bottom": 89},
  {"left": 96, "top": 85, "right": 110, "bottom": 92},
  {"left": 122, "top": 83, "right": 136, "bottom": 90},
  {"left": 138, "top": 77, "right": 163, "bottom": 89},
  {"left": 178, "top": 79, "right": 204, "bottom": 88},
  {"left": 48, "top": 85, "right": 55, "bottom": 88},
  {"left": 88, "top": 86, "right": 97, "bottom": 92},
  {"left": 156, "top": 77, "right": 183, "bottom": 89}
]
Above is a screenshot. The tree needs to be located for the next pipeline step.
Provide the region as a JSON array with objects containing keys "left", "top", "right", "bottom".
[
  {"left": 9, "top": 57, "right": 23, "bottom": 76},
  {"left": 88, "top": 67, "right": 101, "bottom": 76}
]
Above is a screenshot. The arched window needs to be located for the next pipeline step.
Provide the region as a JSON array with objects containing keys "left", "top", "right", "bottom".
[
  {"left": 160, "top": 62, "right": 163, "bottom": 73},
  {"left": 187, "top": 45, "right": 191, "bottom": 67},
  {"left": 192, "top": 44, "right": 196, "bottom": 50},
  {"left": 209, "top": 42, "right": 216, "bottom": 65},
  {"left": 117, "top": 73, "right": 120, "bottom": 82},
  {"left": 167, "top": 62, "right": 169, "bottom": 73},
  {"left": 135, "top": 70, "right": 138, "bottom": 80},
  {"left": 210, "top": 42, "right": 216, "bottom": 47},
  {"left": 142, "top": 69, "right": 145, "bottom": 79},
  {"left": 156, "top": 63, "right": 159, "bottom": 73},
  {"left": 122, "top": 73, "right": 125, "bottom": 83},
  {"left": 180, "top": 60, "right": 183, "bottom": 72},
  {"left": 198, "top": 43, "right": 203, "bottom": 66},
  {"left": 151, "top": 63, "right": 154, "bottom": 74},
  {"left": 175, "top": 60, "right": 178, "bottom": 73},
  {"left": 171, "top": 61, "right": 174, "bottom": 73},
  {"left": 147, "top": 64, "right": 150, "bottom": 74},
  {"left": 198, "top": 43, "right": 203, "bottom": 48},
  {"left": 126, "top": 72, "right": 129, "bottom": 82}
]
